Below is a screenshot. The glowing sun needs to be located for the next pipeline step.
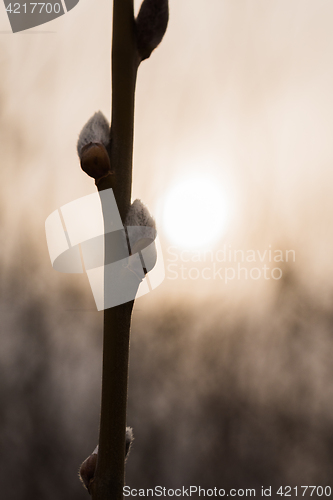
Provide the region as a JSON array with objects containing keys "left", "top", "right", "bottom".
[{"left": 162, "top": 176, "right": 230, "bottom": 249}]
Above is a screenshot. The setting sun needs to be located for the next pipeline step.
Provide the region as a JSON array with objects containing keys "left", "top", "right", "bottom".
[{"left": 161, "top": 176, "right": 230, "bottom": 250}]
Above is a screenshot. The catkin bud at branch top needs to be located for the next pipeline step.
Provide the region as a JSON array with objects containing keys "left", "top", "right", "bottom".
[
  {"left": 77, "top": 111, "right": 112, "bottom": 184},
  {"left": 136, "top": 0, "right": 169, "bottom": 62}
]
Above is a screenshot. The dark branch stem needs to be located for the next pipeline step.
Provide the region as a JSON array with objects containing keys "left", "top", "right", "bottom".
[
  {"left": 98, "top": 0, "right": 139, "bottom": 223},
  {"left": 86, "top": 0, "right": 169, "bottom": 496},
  {"left": 92, "top": 302, "right": 134, "bottom": 500},
  {"left": 110, "top": 0, "right": 139, "bottom": 221},
  {"left": 91, "top": 0, "right": 139, "bottom": 498}
]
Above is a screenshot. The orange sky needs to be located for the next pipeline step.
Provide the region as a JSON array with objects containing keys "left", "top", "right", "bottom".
[{"left": 0, "top": 0, "right": 333, "bottom": 309}]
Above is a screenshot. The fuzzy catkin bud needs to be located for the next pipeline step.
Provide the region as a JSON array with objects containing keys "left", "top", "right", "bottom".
[
  {"left": 77, "top": 111, "right": 111, "bottom": 182},
  {"left": 125, "top": 426, "right": 134, "bottom": 457},
  {"left": 136, "top": 0, "right": 169, "bottom": 61},
  {"left": 125, "top": 199, "right": 156, "bottom": 230},
  {"left": 125, "top": 200, "right": 157, "bottom": 275},
  {"left": 79, "top": 428, "right": 134, "bottom": 492},
  {"left": 77, "top": 111, "right": 110, "bottom": 155},
  {"left": 125, "top": 199, "right": 156, "bottom": 253},
  {"left": 79, "top": 447, "right": 97, "bottom": 493}
]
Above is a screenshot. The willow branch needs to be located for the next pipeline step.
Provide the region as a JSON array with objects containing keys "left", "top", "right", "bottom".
[
  {"left": 78, "top": 0, "right": 169, "bottom": 498},
  {"left": 90, "top": 1, "right": 138, "bottom": 499}
]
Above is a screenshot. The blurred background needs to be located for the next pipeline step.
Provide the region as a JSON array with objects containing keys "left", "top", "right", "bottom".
[{"left": 1, "top": 0, "right": 333, "bottom": 497}]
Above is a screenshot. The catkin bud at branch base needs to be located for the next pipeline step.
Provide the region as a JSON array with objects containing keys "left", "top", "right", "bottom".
[{"left": 79, "top": 428, "right": 134, "bottom": 493}]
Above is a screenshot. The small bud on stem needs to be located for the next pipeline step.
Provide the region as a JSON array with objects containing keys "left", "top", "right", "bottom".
[
  {"left": 79, "top": 428, "right": 134, "bottom": 494},
  {"left": 79, "top": 447, "right": 98, "bottom": 494},
  {"left": 125, "top": 199, "right": 157, "bottom": 275},
  {"left": 80, "top": 143, "right": 111, "bottom": 181},
  {"left": 77, "top": 112, "right": 112, "bottom": 185},
  {"left": 136, "top": 0, "right": 169, "bottom": 61},
  {"left": 125, "top": 199, "right": 156, "bottom": 231}
]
